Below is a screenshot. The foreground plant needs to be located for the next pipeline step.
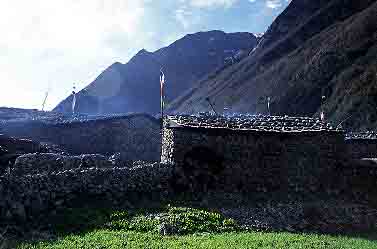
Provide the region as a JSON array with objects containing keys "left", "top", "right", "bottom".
[{"left": 107, "top": 205, "right": 239, "bottom": 235}]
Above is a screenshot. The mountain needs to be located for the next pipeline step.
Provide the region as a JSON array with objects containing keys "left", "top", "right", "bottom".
[
  {"left": 54, "top": 31, "right": 258, "bottom": 115},
  {"left": 169, "top": 0, "right": 377, "bottom": 130}
]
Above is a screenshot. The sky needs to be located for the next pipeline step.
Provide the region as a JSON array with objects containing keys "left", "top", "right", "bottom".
[{"left": 0, "top": 0, "right": 291, "bottom": 110}]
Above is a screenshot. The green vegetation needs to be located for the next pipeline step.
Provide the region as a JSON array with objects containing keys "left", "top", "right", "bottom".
[
  {"left": 45, "top": 204, "right": 238, "bottom": 236},
  {"left": 108, "top": 205, "right": 238, "bottom": 234},
  {"left": 14, "top": 205, "right": 377, "bottom": 249},
  {"left": 17, "top": 230, "right": 377, "bottom": 249}
]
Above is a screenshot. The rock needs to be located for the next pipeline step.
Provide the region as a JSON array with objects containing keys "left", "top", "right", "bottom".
[
  {"left": 109, "top": 153, "right": 122, "bottom": 166},
  {"left": 39, "top": 142, "right": 68, "bottom": 155},
  {"left": 285, "top": 225, "right": 295, "bottom": 232},
  {"left": 79, "top": 154, "right": 112, "bottom": 169},
  {"left": 0, "top": 134, "right": 40, "bottom": 154},
  {"left": 158, "top": 222, "right": 178, "bottom": 236},
  {"left": 54, "top": 200, "right": 64, "bottom": 207},
  {"left": 0, "top": 146, "right": 8, "bottom": 156},
  {"left": 0, "top": 153, "right": 20, "bottom": 175}
]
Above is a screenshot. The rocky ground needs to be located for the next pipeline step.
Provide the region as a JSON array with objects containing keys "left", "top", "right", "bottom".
[{"left": 218, "top": 201, "right": 377, "bottom": 234}]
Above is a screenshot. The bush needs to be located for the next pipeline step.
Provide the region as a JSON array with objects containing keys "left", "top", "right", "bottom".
[
  {"left": 106, "top": 205, "right": 239, "bottom": 235},
  {"left": 108, "top": 211, "right": 159, "bottom": 232}
]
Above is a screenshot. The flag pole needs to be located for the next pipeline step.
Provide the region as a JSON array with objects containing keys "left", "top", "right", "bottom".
[
  {"left": 161, "top": 84, "right": 164, "bottom": 122},
  {"left": 205, "top": 97, "right": 219, "bottom": 116},
  {"left": 72, "top": 84, "right": 77, "bottom": 116},
  {"left": 160, "top": 69, "right": 165, "bottom": 130},
  {"left": 41, "top": 90, "right": 49, "bottom": 111},
  {"left": 321, "top": 95, "right": 326, "bottom": 121}
]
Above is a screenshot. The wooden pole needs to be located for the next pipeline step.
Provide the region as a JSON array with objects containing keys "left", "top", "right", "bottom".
[
  {"left": 206, "top": 97, "right": 219, "bottom": 116},
  {"left": 160, "top": 70, "right": 165, "bottom": 132},
  {"left": 161, "top": 85, "right": 164, "bottom": 128}
]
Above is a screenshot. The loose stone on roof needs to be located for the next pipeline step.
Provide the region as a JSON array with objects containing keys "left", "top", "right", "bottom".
[{"left": 166, "top": 113, "right": 342, "bottom": 133}]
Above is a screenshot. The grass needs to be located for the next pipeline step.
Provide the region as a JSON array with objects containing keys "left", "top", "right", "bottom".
[
  {"left": 17, "top": 230, "right": 377, "bottom": 249},
  {"left": 12, "top": 204, "right": 377, "bottom": 249}
]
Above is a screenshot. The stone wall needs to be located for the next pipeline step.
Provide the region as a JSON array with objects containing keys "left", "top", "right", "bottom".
[
  {"left": 1, "top": 153, "right": 377, "bottom": 225},
  {"left": 0, "top": 114, "right": 161, "bottom": 162},
  {"left": 162, "top": 126, "right": 377, "bottom": 201},
  {"left": 12, "top": 153, "right": 113, "bottom": 176},
  {"left": 334, "top": 159, "right": 377, "bottom": 202},
  {"left": 0, "top": 163, "right": 172, "bottom": 223},
  {"left": 0, "top": 134, "right": 66, "bottom": 175},
  {"left": 162, "top": 127, "right": 348, "bottom": 193},
  {"left": 346, "top": 139, "right": 377, "bottom": 159},
  {"left": 0, "top": 135, "right": 41, "bottom": 154}
]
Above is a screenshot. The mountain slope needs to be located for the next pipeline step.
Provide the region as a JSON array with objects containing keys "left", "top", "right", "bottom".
[
  {"left": 54, "top": 31, "right": 257, "bottom": 115},
  {"left": 169, "top": 0, "right": 377, "bottom": 130}
]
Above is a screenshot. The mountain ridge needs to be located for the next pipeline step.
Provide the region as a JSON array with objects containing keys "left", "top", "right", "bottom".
[{"left": 54, "top": 30, "right": 258, "bottom": 115}]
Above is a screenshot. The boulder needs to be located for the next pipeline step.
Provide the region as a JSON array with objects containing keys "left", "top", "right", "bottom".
[
  {"left": 0, "top": 134, "right": 40, "bottom": 154},
  {"left": 0, "top": 145, "right": 19, "bottom": 175},
  {"left": 0, "top": 135, "right": 68, "bottom": 175},
  {"left": 158, "top": 222, "right": 179, "bottom": 236},
  {"left": 79, "top": 154, "right": 112, "bottom": 169},
  {"left": 108, "top": 152, "right": 122, "bottom": 166}
]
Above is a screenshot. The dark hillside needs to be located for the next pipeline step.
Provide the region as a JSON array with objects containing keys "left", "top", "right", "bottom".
[{"left": 169, "top": 0, "right": 377, "bottom": 130}]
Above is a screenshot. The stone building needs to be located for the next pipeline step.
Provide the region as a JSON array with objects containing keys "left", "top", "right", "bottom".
[
  {"left": 161, "top": 114, "right": 347, "bottom": 193},
  {"left": 1, "top": 114, "right": 161, "bottom": 162},
  {"left": 346, "top": 132, "right": 377, "bottom": 159}
]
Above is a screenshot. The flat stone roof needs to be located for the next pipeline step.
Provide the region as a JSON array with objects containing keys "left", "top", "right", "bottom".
[
  {"left": 346, "top": 132, "right": 377, "bottom": 140},
  {"left": 0, "top": 107, "right": 157, "bottom": 125},
  {"left": 166, "top": 113, "right": 342, "bottom": 133}
]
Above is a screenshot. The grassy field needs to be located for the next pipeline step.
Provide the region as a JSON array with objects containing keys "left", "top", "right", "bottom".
[
  {"left": 17, "top": 230, "right": 377, "bottom": 249},
  {"left": 11, "top": 204, "right": 377, "bottom": 249}
]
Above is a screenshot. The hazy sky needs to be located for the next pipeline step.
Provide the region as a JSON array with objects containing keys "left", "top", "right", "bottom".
[{"left": 0, "top": 0, "right": 291, "bottom": 110}]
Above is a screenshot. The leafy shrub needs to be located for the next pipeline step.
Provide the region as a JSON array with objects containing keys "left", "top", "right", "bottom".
[
  {"left": 50, "top": 204, "right": 239, "bottom": 236},
  {"left": 108, "top": 211, "right": 159, "bottom": 232},
  {"left": 163, "top": 206, "right": 238, "bottom": 234},
  {"left": 106, "top": 205, "right": 239, "bottom": 235}
]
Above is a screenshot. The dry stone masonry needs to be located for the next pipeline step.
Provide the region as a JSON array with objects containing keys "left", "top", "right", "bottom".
[
  {"left": 162, "top": 113, "right": 357, "bottom": 194},
  {"left": 12, "top": 153, "right": 113, "bottom": 176},
  {"left": 1, "top": 112, "right": 377, "bottom": 230},
  {"left": 0, "top": 134, "right": 66, "bottom": 175},
  {"left": 0, "top": 163, "right": 173, "bottom": 223},
  {"left": 0, "top": 113, "right": 161, "bottom": 162},
  {"left": 346, "top": 131, "right": 377, "bottom": 159},
  {"left": 167, "top": 113, "right": 340, "bottom": 132}
]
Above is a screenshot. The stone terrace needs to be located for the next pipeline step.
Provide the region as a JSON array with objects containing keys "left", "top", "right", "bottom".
[{"left": 167, "top": 113, "right": 341, "bottom": 133}]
